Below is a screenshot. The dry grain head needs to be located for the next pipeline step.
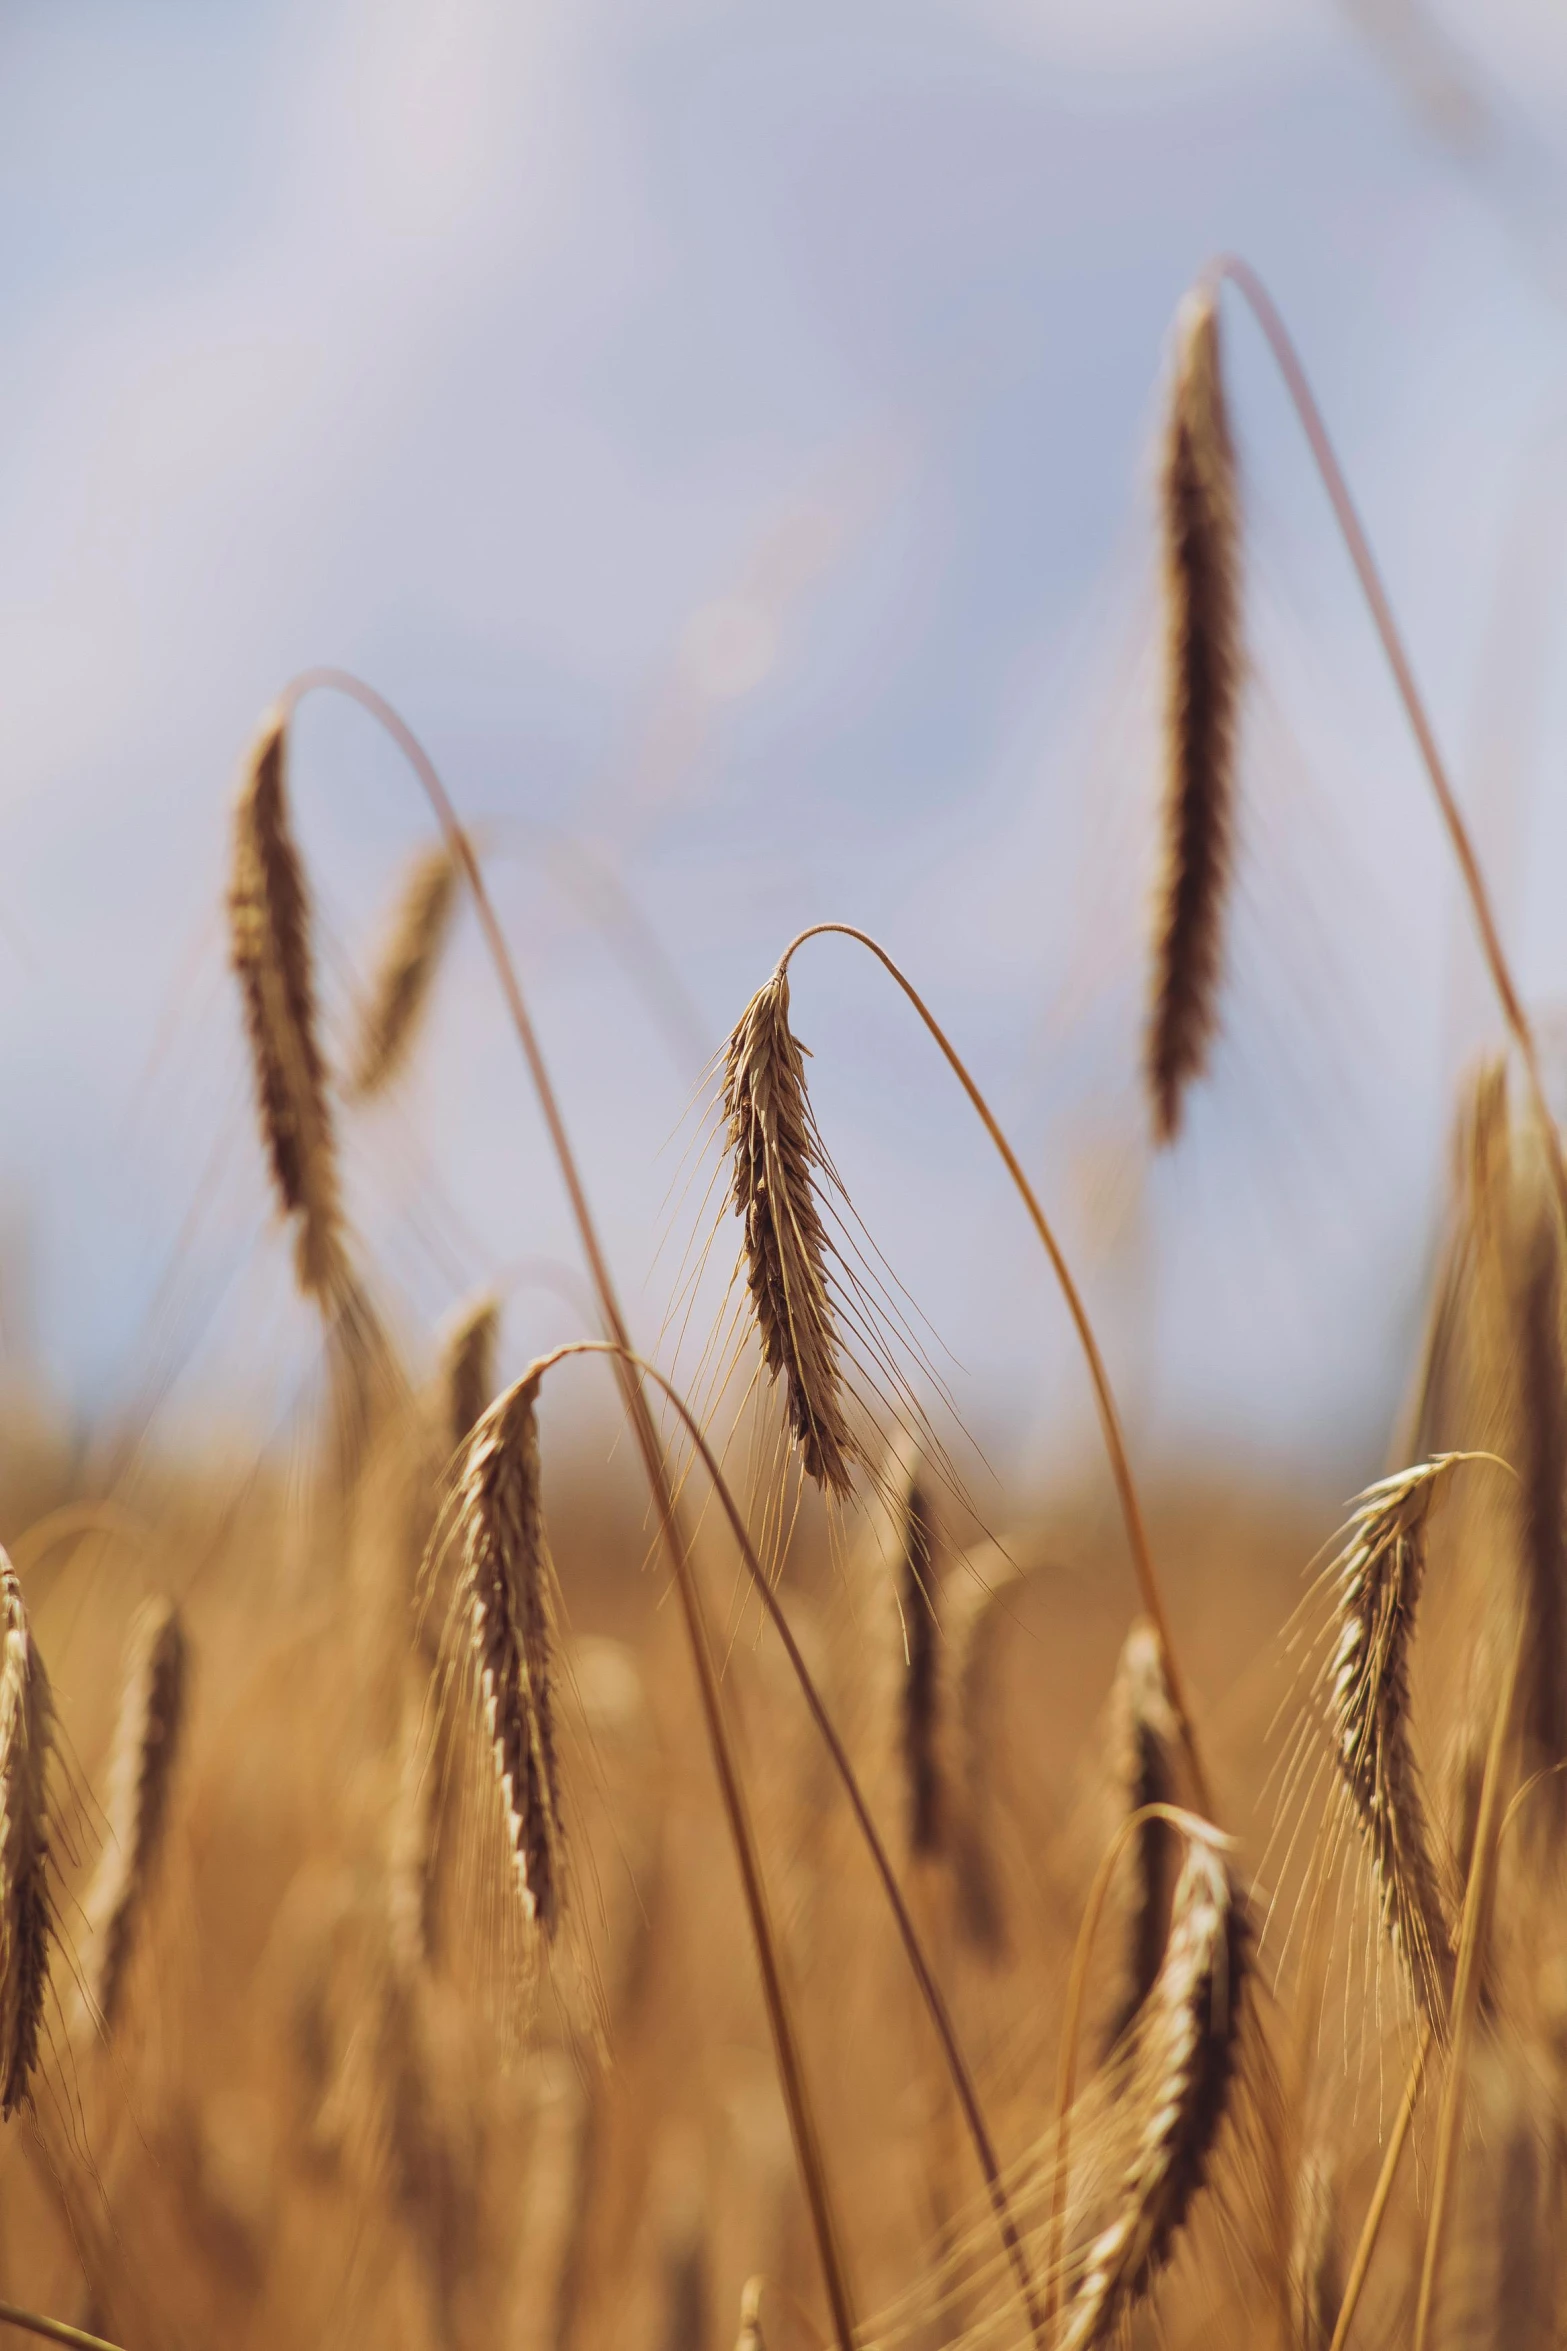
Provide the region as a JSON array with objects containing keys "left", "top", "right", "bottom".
[
  {"left": 349, "top": 841, "right": 461, "bottom": 1099},
  {"left": 451, "top": 1371, "right": 564, "bottom": 1939},
  {"left": 721, "top": 967, "right": 856, "bottom": 1496},
  {"left": 899, "top": 1469, "right": 942, "bottom": 1857},
  {"left": 1317, "top": 1459, "right": 1461, "bottom": 2025},
  {"left": 1060, "top": 1833, "right": 1248, "bottom": 2350},
  {"left": 229, "top": 709, "right": 344, "bottom": 1300},
  {"left": 1504, "top": 1158, "right": 1567, "bottom": 1836},
  {"left": 78, "top": 1594, "right": 189, "bottom": 2043},
  {"left": 1147, "top": 285, "right": 1241, "bottom": 1147},
  {"left": 1289, "top": 2154, "right": 1341, "bottom": 2351},
  {"left": 1104, "top": 1620, "right": 1182, "bottom": 2049},
  {"left": 0, "top": 1555, "right": 52, "bottom": 2114},
  {"left": 440, "top": 1291, "right": 500, "bottom": 1457}
]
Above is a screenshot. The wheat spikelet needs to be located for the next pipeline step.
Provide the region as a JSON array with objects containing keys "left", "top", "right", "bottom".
[
  {"left": 722, "top": 968, "right": 856, "bottom": 1495},
  {"left": 1290, "top": 2154, "right": 1341, "bottom": 2351},
  {"left": 734, "top": 2275, "right": 766, "bottom": 2351},
  {"left": 0, "top": 1555, "right": 52, "bottom": 2114},
  {"left": 1319, "top": 1460, "right": 1460, "bottom": 2024},
  {"left": 440, "top": 1291, "right": 500, "bottom": 1454},
  {"left": 1104, "top": 1620, "right": 1182, "bottom": 2048},
  {"left": 1146, "top": 286, "right": 1241, "bottom": 1147},
  {"left": 349, "top": 842, "right": 461, "bottom": 1099},
  {"left": 1059, "top": 1836, "right": 1247, "bottom": 2350},
  {"left": 899, "top": 1468, "right": 941, "bottom": 1857},
  {"left": 1507, "top": 1167, "right": 1567, "bottom": 1831},
  {"left": 451, "top": 1372, "right": 564, "bottom": 1938},
  {"left": 229, "top": 710, "right": 344, "bottom": 1300},
  {"left": 78, "top": 1595, "right": 189, "bottom": 2043}
]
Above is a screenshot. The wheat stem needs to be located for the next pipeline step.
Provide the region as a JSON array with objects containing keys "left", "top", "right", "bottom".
[
  {"left": 778, "top": 921, "right": 1213, "bottom": 1821},
  {"left": 0, "top": 2306, "right": 125, "bottom": 2351},
  {"left": 1325, "top": 2018, "right": 1430, "bottom": 2351},
  {"left": 1209, "top": 257, "right": 1567, "bottom": 1230},
  {"left": 272, "top": 668, "right": 856, "bottom": 2350}
]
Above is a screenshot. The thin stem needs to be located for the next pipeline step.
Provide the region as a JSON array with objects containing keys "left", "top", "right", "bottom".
[
  {"left": 1043, "top": 1805, "right": 1221, "bottom": 2342},
  {"left": 0, "top": 2307, "right": 123, "bottom": 2351},
  {"left": 277, "top": 671, "right": 857, "bottom": 2350},
  {"left": 1210, "top": 258, "right": 1567, "bottom": 1229},
  {"left": 1412, "top": 1618, "right": 1524, "bottom": 2351},
  {"left": 518, "top": 1338, "right": 1045, "bottom": 2346},
  {"left": 1325, "top": 2019, "right": 1431, "bottom": 2351},
  {"left": 778, "top": 921, "right": 1214, "bottom": 1822}
]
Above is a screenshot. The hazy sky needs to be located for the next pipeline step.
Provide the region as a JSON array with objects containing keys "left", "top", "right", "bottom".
[{"left": 4, "top": 0, "right": 1567, "bottom": 1494}]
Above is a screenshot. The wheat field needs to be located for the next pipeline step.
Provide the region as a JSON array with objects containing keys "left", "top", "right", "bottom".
[{"left": 0, "top": 265, "right": 1562, "bottom": 2351}]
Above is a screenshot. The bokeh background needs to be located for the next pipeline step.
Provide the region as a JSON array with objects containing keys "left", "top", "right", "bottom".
[{"left": 3, "top": 0, "right": 1567, "bottom": 1499}]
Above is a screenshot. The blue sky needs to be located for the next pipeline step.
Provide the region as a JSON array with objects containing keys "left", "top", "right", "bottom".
[{"left": 3, "top": 0, "right": 1567, "bottom": 1493}]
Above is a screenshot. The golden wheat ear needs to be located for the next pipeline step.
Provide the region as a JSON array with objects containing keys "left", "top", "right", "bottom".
[
  {"left": 1146, "top": 286, "right": 1241, "bottom": 1148},
  {"left": 721, "top": 967, "right": 858, "bottom": 1496},
  {"left": 0, "top": 1555, "right": 53, "bottom": 2115},
  {"left": 439, "top": 1290, "right": 500, "bottom": 1454},
  {"left": 76, "top": 1596, "right": 189, "bottom": 2046},
  {"left": 1290, "top": 2153, "right": 1342, "bottom": 2351},
  {"left": 447, "top": 1372, "right": 564, "bottom": 1942},
  {"left": 1103, "top": 1621, "right": 1182, "bottom": 2049},
  {"left": 1060, "top": 1836, "right": 1249, "bottom": 2351},
  {"left": 228, "top": 710, "right": 345, "bottom": 1302},
  {"left": 1316, "top": 1459, "right": 1465, "bottom": 2027},
  {"left": 348, "top": 841, "right": 461, "bottom": 1099}
]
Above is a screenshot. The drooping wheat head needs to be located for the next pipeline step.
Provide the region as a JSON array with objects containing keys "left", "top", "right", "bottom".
[
  {"left": 899, "top": 1469, "right": 941, "bottom": 1857},
  {"left": 1060, "top": 1835, "right": 1248, "bottom": 2350},
  {"left": 440, "top": 1291, "right": 500, "bottom": 1456},
  {"left": 448, "top": 1371, "right": 563, "bottom": 1939},
  {"left": 1289, "top": 2153, "right": 1341, "bottom": 2351},
  {"left": 0, "top": 1556, "right": 52, "bottom": 2115},
  {"left": 1147, "top": 286, "right": 1242, "bottom": 1147},
  {"left": 1317, "top": 1460, "right": 1460, "bottom": 2025},
  {"left": 228, "top": 710, "right": 345, "bottom": 1301},
  {"left": 78, "top": 1595, "right": 189, "bottom": 2043},
  {"left": 1104, "top": 1620, "right": 1182, "bottom": 2049},
  {"left": 721, "top": 967, "right": 856, "bottom": 1496},
  {"left": 349, "top": 842, "right": 461, "bottom": 1099}
]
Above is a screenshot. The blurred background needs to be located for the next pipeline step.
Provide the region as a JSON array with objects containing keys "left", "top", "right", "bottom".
[{"left": 2, "top": 0, "right": 1566, "bottom": 1499}]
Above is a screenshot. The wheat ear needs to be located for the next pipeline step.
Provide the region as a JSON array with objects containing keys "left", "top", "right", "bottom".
[
  {"left": 1104, "top": 1620, "right": 1182, "bottom": 2048},
  {"left": 0, "top": 1556, "right": 52, "bottom": 2115},
  {"left": 1507, "top": 1170, "right": 1567, "bottom": 1829},
  {"left": 77, "top": 1596, "right": 189, "bottom": 2043},
  {"left": 898, "top": 1467, "right": 941, "bottom": 1857},
  {"left": 721, "top": 968, "right": 856, "bottom": 1495},
  {"left": 1147, "top": 286, "right": 1241, "bottom": 1146},
  {"left": 228, "top": 710, "right": 344, "bottom": 1301},
  {"left": 1290, "top": 2154, "right": 1342, "bottom": 2351},
  {"left": 1060, "top": 1835, "right": 1248, "bottom": 2351},
  {"left": 448, "top": 1373, "right": 563, "bottom": 1938},
  {"left": 349, "top": 841, "right": 460, "bottom": 1098},
  {"left": 440, "top": 1290, "right": 500, "bottom": 1452}
]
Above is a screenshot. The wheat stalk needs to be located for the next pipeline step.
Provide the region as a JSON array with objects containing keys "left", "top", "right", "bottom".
[
  {"left": 1059, "top": 1835, "right": 1247, "bottom": 2351},
  {"left": 0, "top": 1556, "right": 52, "bottom": 2115},
  {"left": 77, "top": 1596, "right": 189, "bottom": 2044},
  {"left": 1147, "top": 286, "right": 1241, "bottom": 1147},
  {"left": 228, "top": 710, "right": 344, "bottom": 1301},
  {"left": 349, "top": 842, "right": 460, "bottom": 1098}
]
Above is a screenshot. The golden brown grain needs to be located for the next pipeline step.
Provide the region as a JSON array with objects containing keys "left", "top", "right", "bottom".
[
  {"left": 1146, "top": 287, "right": 1241, "bottom": 1148},
  {"left": 349, "top": 843, "right": 461, "bottom": 1100},
  {"left": 229, "top": 711, "right": 344, "bottom": 1301},
  {"left": 1104, "top": 1620, "right": 1181, "bottom": 2049},
  {"left": 0, "top": 1554, "right": 52, "bottom": 2116},
  {"left": 77, "top": 1595, "right": 189, "bottom": 2044}
]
